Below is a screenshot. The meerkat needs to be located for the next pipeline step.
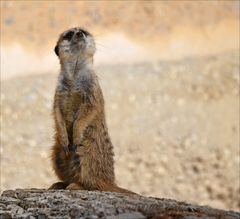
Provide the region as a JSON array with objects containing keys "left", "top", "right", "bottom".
[{"left": 49, "top": 27, "right": 135, "bottom": 194}]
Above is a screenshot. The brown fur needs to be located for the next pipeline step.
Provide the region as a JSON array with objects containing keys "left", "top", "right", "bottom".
[{"left": 49, "top": 27, "right": 135, "bottom": 195}]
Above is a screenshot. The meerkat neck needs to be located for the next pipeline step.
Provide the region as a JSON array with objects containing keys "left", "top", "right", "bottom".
[{"left": 60, "top": 56, "right": 94, "bottom": 79}]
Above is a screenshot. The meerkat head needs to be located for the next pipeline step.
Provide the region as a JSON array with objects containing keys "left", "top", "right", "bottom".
[{"left": 54, "top": 27, "right": 96, "bottom": 61}]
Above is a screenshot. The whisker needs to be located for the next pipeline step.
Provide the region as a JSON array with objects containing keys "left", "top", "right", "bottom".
[
  {"left": 96, "top": 44, "right": 109, "bottom": 50},
  {"left": 92, "top": 33, "right": 106, "bottom": 38},
  {"left": 95, "top": 47, "right": 106, "bottom": 53},
  {"left": 95, "top": 41, "right": 111, "bottom": 50}
]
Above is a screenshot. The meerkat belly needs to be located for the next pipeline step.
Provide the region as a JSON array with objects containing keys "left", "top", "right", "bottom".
[
  {"left": 60, "top": 93, "right": 82, "bottom": 122},
  {"left": 56, "top": 92, "right": 94, "bottom": 182},
  {"left": 59, "top": 92, "right": 83, "bottom": 142}
]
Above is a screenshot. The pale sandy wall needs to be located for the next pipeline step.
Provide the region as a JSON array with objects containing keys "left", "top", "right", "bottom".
[{"left": 1, "top": 1, "right": 239, "bottom": 79}]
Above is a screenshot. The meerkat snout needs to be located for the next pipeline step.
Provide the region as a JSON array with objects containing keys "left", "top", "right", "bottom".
[
  {"left": 75, "top": 31, "right": 84, "bottom": 38},
  {"left": 62, "top": 31, "right": 74, "bottom": 41},
  {"left": 54, "top": 27, "right": 95, "bottom": 59}
]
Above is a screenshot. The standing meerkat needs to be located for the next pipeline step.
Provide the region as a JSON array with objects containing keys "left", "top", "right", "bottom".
[{"left": 49, "top": 27, "right": 134, "bottom": 194}]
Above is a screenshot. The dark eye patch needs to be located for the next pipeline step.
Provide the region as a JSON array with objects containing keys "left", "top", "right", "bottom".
[
  {"left": 63, "top": 31, "right": 74, "bottom": 40},
  {"left": 54, "top": 45, "right": 59, "bottom": 56}
]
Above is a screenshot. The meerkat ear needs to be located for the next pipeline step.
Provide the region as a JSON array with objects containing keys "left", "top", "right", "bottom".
[{"left": 54, "top": 45, "right": 59, "bottom": 56}]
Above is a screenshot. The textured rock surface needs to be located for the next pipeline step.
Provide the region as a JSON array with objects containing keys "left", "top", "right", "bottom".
[{"left": 0, "top": 189, "right": 239, "bottom": 219}]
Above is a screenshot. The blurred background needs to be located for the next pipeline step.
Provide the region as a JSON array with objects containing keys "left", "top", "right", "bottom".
[{"left": 1, "top": 1, "right": 239, "bottom": 211}]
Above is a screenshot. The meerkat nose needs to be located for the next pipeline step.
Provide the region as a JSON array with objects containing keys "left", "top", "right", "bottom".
[
  {"left": 76, "top": 31, "right": 83, "bottom": 38},
  {"left": 63, "top": 31, "right": 74, "bottom": 41}
]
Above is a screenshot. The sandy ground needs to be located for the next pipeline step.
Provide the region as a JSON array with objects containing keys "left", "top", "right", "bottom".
[{"left": 1, "top": 50, "right": 239, "bottom": 211}]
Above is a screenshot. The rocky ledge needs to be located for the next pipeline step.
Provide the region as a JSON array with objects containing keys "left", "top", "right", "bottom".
[{"left": 0, "top": 189, "right": 239, "bottom": 219}]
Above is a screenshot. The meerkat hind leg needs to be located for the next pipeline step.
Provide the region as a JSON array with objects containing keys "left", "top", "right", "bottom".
[
  {"left": 66, "top": 182, "right": 85, "bottom": 190},
  {"left": 49, "top": 181, "right": 68, "bottom": 190}
]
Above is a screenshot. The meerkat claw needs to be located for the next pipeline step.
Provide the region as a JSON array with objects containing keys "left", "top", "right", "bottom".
[{"left": 61, "top": 144, "right": 70, "bottom": 155}]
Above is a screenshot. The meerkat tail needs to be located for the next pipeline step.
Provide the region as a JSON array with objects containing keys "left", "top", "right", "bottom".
[{"left": 112, "top": 185, "right": 137, "bottom": 195}]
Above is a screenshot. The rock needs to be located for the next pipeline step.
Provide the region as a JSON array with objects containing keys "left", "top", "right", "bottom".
[
  {"left": 108, "top": 212, "right": 146, "bottom": 219},
  {"left": 0, "top": 189, "right": 239, "bottom": 219}
]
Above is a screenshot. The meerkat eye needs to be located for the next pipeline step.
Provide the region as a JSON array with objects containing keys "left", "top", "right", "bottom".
[{"left": 63, "top": 31, "right": 74, "bottom": 40}]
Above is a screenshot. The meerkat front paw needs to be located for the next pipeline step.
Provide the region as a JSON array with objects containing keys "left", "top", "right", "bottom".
[
  {"left": 72, "top": 135, "right": 83, "bottom": 152},
  {"left": 60, "top": 137, "right": 70, "bottom": 155},
  {"left": 61, "top": 144, "right": 70, "bottom": 156},
  {"left": 49, "top": 182, "right": 68, "bottom": 190}
]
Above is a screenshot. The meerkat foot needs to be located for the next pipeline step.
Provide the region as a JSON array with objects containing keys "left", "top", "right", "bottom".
[
  {"left": 49, "top": 181, "right": 68, "bottom": 190},
  {"left": 66, "top": 182, "right": 84, "bottom": 190}
]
